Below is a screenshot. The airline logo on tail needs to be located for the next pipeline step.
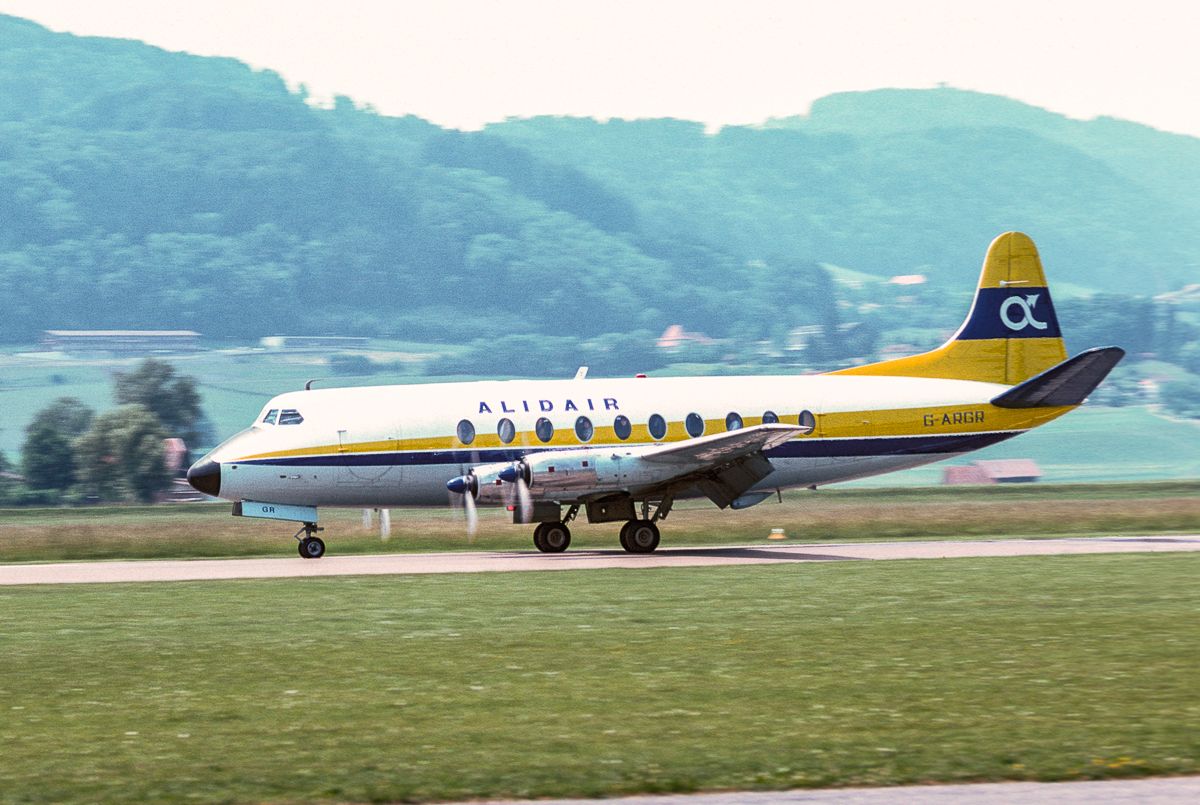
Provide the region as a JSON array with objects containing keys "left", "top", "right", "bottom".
[
  {"left": 1000, "top": 294, "right": 1048, "bottom": 331},
  {"left": 958, "top": 287, "right": 1062, "bottom": 340}
]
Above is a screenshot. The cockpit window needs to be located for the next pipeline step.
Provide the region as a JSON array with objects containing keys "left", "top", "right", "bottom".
[
  {"left": 261, "top": 409, "right": 279, "bottom": 425},
  {"left": 278, "top": 409, "right": 304, "bottom": 425}
]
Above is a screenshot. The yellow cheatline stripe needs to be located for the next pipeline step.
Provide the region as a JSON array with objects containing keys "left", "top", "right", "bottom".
[{"left": 234, "top": 403, "right": 1075, "bottom": 462}]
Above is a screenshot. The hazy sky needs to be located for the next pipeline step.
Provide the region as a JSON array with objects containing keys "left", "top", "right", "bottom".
[{"left": 2, "top": 0, "right": 1198, "bottom": 136}]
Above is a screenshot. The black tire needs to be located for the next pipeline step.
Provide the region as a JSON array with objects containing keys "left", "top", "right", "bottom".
[
  {"left": 624, "top": 520, "right": 660, "bottom": 553},
  {"left": 532, "top": 522, "right": 548, "bottom": 552},
  {"left": 537, "top": 522, "right": 571, "bottom": 553},
  {"left": 299, "top": 536, "right": 326, "bottom": 559},
  {"left": 618, "top": 521, "right": 633, "bottom": 552}
]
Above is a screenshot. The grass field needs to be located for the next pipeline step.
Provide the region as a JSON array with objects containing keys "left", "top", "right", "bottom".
[
  {"left": 1, "top": 554, "right": 1197, "bottom": 803},
  {"left": 0, "top": 481, "right": 1197, "bottom": 563}
]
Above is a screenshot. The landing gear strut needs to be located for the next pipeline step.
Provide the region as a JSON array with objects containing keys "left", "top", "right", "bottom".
[
  {"left": 619, "top": 497, "right": 672, "bottom": 553},
  {"left": 293, "top": 522, "right": 326, "bottom": 559},
  {"left": 533, "top": 521, "right": 571, "bottom": 553}
]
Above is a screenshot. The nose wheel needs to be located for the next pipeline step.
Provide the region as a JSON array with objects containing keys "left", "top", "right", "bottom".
[{"left": 293, "top": 522, "right": 326, "bottom": 559}]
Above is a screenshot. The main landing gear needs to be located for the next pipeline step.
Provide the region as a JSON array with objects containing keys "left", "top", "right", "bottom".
[
  {"left": 533, "top": 521, "right": 571, "bottom": 553},
  {"left": 293, "top": 522, "right": 326, "bottom": 559},
  {"left": 619, "top": 519, "right": 660, "bottom": 553},
  {"left": 528, "top": 499, "right": 672, "bottom": 554}
]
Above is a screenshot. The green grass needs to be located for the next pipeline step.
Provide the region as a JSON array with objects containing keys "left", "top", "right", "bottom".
[
  {"left": 1, "top": 482, "right": 1197, "bottom": 563},
  {"left": 1, "top": 554, "right": 1197, "bottom": 802}
]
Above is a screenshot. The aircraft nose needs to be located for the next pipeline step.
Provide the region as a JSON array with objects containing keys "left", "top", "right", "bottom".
[{"left": 186, "top": 459, "right": 221, "bottom": 497}]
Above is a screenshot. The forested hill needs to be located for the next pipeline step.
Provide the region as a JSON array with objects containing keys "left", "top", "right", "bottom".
[{"left": 1, "top": 14, "right": 1197, "bottom": 348}]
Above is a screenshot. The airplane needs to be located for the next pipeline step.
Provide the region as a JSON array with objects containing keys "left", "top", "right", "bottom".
[{"left": 187, "top": 232, "right": 1124, "bottom": 559}]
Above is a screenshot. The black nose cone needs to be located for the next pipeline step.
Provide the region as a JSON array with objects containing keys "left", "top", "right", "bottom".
[{"left": 186, "top": 459, "right": 221, "bottom": 497}]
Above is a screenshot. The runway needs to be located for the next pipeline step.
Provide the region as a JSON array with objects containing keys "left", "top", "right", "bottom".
[
  {"left": 475, "top": 776, "right": 1200, "bottom": 804},
  {"left": 1, "top": 535, "right": 1197, "bottom": 585}
]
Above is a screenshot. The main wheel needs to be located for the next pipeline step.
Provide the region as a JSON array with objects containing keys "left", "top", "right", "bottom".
[
  {"left": 298, "top": 536, "right": 326, "bottom": 559},
  {"left": 618, "top": 521, "right": 633, "bottom": 552},
  {"left": 535, "top": 521, "right": 571, "bottom": 553},
  {"left": 622, "top": 520, "right": 660, "bottom": 554}
]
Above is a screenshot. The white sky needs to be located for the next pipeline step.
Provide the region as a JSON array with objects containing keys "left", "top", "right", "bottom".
[{"left": 2, "top": 0, "right": 1198, "bottom": 136}]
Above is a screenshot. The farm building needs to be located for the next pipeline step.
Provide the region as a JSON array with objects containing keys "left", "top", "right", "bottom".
[
  {"left": 943, "top": 459, "right": 1042, "bottom": 485},
  {"left": 260, "top": 336, "right": 370, "bottom": 351},
  {"left": 42, "top": 330, "right": 202, "bottom": 354}
]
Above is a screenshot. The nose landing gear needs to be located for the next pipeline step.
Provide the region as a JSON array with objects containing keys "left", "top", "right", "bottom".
[{"left": 293, "top": 522, "right": 326, "bottom": 559}]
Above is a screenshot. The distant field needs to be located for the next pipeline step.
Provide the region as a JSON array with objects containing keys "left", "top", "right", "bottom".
[
  {"left": 1, "top": 554, "right": 1196, "bottom": 802},
  {"left": 0, "top": 481, "right": 1196, "bottom": 563}
]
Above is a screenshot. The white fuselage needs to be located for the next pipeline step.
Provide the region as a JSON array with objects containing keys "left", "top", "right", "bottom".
[{"left": 197, "top": 372, "right": 1051, "bottom": 509}]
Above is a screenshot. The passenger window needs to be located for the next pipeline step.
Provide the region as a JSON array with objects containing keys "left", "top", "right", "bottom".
[
  {"left": 456, "top": 419, "right": 476, "bottom": 445},
  {"left": 613, "top": 414, "right": 632, "bottom": 440},
  {"left": 574, "top": 416, "right": 594, "bottom": 442},
  {"left": 762, "top": 410, "right": 779, "bottom": 424},
  {"left": 535, "top": 417, "right": 554, "bottom": 443},
  {"left": 648, "top": 413, "right": 667, "bottom": 440},
  {"left": 685, "top": 412, "right": 705, "bottom": 437},
  {"left": 725, "top": 412, "right": 743, "bottom": 431},
  {"left": 497, "top": 418, "right": 516, "bottom": 444},
  {"left": 261, "top": 409, "right": 279, "bottom": 425},
  {"left": 798, "top": 409, "right": 816, "bottom": 435}
]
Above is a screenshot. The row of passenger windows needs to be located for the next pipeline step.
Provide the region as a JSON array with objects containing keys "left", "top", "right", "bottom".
[
  {"left": 261, "top": 408, "right": 304, "bottom": 426},
  {"left": 456, "top": 410, "right": 816, "bottom": 445}
]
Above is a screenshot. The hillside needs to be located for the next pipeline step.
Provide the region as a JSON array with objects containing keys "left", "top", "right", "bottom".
[{"left": 1, "top": 14, "right": 1198, "bottom": 356}]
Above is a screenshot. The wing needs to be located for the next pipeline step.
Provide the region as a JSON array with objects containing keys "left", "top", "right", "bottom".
[
  {"left": 638, "top": 424, "right": 802, "bottom": 508},
  {"left": 641, "top": 423, "right": 802, "bottom": 464}
]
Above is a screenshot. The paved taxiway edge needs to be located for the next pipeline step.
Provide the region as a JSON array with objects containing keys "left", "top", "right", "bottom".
[
  {"left": 1, "top": 535, "right": 1197, "bottom": 586},
  {"left": 470, "top": 775, "right": 1200, "bottom": 805}
]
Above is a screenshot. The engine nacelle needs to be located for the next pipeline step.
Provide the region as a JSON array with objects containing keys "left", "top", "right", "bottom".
[
  {"left": 468, "top": 461, "right": 522, "bottom": 505},
  {"left": 519, "top": 450, "right": 610, "bottom": 496},
  {"left": 517, "top": 447, "right": 699, "bottom": 499}
]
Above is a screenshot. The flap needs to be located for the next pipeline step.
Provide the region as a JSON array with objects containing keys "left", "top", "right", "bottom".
[
  {"left": 640, "top": 424, "right": 803, "bottom": 465},
  {"left": 991, "top": 346, "right": 1125, "bottom": 408}
]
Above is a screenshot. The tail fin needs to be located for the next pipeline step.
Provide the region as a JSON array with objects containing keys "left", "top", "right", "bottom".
[{"left": 830, "top": 231, "right": 1067, "bottom": 385}]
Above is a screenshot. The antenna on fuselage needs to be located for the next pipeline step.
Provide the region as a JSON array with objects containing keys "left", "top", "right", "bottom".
[
  {"left": 304, "top": 379, "right": 321, "bottom": 390},
  {"left": 574, "top": 366, "right": 588, "bottom": 380}
]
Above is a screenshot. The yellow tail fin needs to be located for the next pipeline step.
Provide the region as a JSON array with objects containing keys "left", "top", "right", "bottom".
[{"left": 830, "top": 232, "right": 1067, "bottom": 385}]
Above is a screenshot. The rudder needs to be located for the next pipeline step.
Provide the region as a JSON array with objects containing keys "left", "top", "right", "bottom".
[{"left": 830, "top": 232, "right": 1067, "bottom": 385}]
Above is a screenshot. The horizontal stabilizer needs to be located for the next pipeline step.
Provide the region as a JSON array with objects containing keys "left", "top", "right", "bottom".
[{"left": 991, "top": 347, "right": 1125, "bottom": 409}]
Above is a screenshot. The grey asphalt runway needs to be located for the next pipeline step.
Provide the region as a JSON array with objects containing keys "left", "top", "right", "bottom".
[
  {"left": 1, "top": 535, "right": 1196, "bottom": 585},
  {"left": 472, "top": 776, "right": 1200, "bottom": 804}
]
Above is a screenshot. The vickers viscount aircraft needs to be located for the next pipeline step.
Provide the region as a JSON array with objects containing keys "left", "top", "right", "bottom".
[{"left": 188, "top": 232, "right": 1124, "bottom": 558}]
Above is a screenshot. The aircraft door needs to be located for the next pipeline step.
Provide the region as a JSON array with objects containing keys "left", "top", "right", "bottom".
[{"left": 335, "top": 426, "right": 401, "bottom": 485}]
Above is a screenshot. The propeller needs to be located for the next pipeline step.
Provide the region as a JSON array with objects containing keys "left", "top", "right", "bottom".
[
  {"left": 446, "top": 472, "right": 479, "bottom": 540},
  {"left": 499, "top": 461, "right": 534, "bottom": 524}
]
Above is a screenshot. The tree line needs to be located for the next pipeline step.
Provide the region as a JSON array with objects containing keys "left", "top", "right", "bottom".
[{"left": 2, "top": 359, "right": 204, "bottom": 505}]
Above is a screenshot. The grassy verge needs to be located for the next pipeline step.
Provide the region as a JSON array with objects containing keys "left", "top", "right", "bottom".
[
  {"left": 0, "top": 481, "right": 1197, "bottom": 563},
  {"left": 0, "top": 554, "right": 1197, "bottom": 802}
]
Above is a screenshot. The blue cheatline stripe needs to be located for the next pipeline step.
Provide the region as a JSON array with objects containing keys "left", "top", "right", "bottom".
[
  {"left": 957, "top": 287, "right": 1062, "bottom": 340},
  {"left": 236, "top": 431, "right": 1021, "bottom": 469}
]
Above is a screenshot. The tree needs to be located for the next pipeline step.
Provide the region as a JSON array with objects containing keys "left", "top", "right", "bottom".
[
  {"left": 113, "top": 359, "right": 203, "bottom": 442},
  {"left": 30, "top": 397, "right": 94, "bottom": 435},
  {"left": 1160, "top": 377, "right": 1200, "bottom": 419},
  {"left": 20, "top": 397, "right": 95, "bottom": 492},
  {"left": 74, "top": 405, "right": 170, "bottom": 503},
  {"left": 0, "top": 450, "right": 19, "bottom": 504}
]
